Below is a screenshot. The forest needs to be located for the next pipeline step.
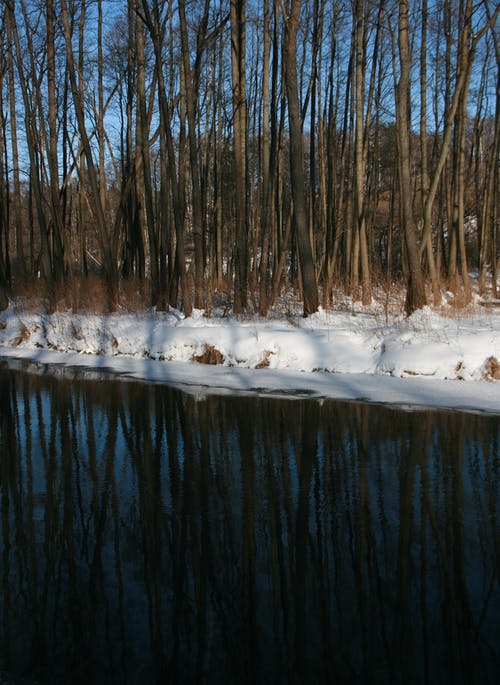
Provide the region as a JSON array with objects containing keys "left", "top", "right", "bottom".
[{"left": 0, "top": 0, "right": 498, "bottom": 316}]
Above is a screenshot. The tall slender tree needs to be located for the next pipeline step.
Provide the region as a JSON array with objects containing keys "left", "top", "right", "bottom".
[
  {"left": 0, "top": 17, "right": 10, "bottom": 309},
  {"left": 178, "top": 0, "right": 210, "bottom": 309},
  {"left": 395, "top": 0, "right": 427, "bottom": 314},
  {"left": 283, "top": 0, "right": 319, "bottom": 316},
  {"left": 230, "top": 0, "right": 248, "bottom": 313}
]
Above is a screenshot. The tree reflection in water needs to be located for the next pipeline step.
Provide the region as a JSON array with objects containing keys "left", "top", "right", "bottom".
[{"left": 0, "top": 366, "right": 498, "bottom": 684}]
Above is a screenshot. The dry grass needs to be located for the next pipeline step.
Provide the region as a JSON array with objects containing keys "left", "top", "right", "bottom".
[
  {"left": 8, "top": 274, "right": 151, "bottom": 314},
  {"left": 256, "top": 350, "right": 274, "bottom": 368},
  {"left": 482, "top": 356, "right": 500, "bottom": 381},
  {"left": 12, "top": 323, "right": 31, "bottom": 347},
  {"left": 4, "top": 271, "right": 499, "bottom": 321},
  {"left": 192, "top": 344, "right": 226, "bottom": 365}
]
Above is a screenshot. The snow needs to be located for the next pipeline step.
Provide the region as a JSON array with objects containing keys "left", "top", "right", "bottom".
[{"left": 1, "top": 299, "right": 499, "bottom": 414}]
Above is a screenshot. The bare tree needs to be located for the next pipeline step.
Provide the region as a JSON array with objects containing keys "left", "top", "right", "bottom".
[
  {"left": 0, "top": 12, "right": 10, "bottom": 309},
  {"left": 230, "top": 0, "right": 249, "bottom": 313},
  {"left": 178, "top": 0, "right": 210, "bottom": 309},
  {"left": 395, "top": 0, "right": 427, "bottom": 314},
  {"left": 5, "top": 4, "right": 24, "bottom": 279},
  {"left": 46, "top": 0, "right": 65, "bottom": 284},
  {"left": 60, "top": 0, "right": 118, "bottom": 300},
  {"left": 1, "top": 0, "right": 498, "bottom": 315},
  {"left": 353, "top": 0, "right": 373, "bottom": 305},
  {"left": 283, "top": 0, "right": 319, "bottom": 316},
  {"left": 139, "top": 0, "right": 192, "bottom": 315}
]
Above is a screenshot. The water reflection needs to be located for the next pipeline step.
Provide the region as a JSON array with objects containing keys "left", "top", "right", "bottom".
[{"left": 0, "top": 366, "right": 499, "bottom": 684}]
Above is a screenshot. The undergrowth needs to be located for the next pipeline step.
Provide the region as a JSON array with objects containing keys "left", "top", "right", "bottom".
[{"left": 2, "top": 272, "right": 498, "bottom": 321}]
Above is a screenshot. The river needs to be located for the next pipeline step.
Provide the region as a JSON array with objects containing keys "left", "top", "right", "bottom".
[{"left": 0, "top": 363, "right": 499, "bottom": 684}]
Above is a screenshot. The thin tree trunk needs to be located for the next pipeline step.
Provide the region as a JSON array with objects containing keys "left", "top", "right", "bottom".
[
  {"left": 47, "top": 0, "right": 65, "bottom": 284},
  {"left": 9, "top": 1, "right": 52, "bottom": 283},
  {"left": 354, "top": 0, "right": 372, "bottom": 305},
  {"left": 5, "top": 7, "right": 24, "bottom": 278},
  {"left": 139, "top": 0, "right": 192, "bottom": 315},
  {"left": 258, "top": 0, "right": 271, "bottom": 315},
  {"left": 230, "top": 0, "right": 248, "bottom": 313},
  {"left": 0, "top": 64, "right": 11, "bottom": 308},
  {"left": 97, "top": 0, "right": 107, "bottom": 215},
  {"left": 419, "top": 0, "right": 440, "bottom": 303},
  {"left": 60, "top": 0, "right": 118, "bottom": 301},
  {"left": 479, "top": 69, "right": 499, "bottom": 296},
  {"left": 396, "top": 0, "right": 427, "bottom": 314},
  {"left": 178, "top": 0, "right": 209, "bottom": 309},
  {"left": 283, "top": 0, "right": 318, "bottom": 316},
  {"left": 135, "top": 13, "right": 160, "bottom": 307},
  {"left": 451, "top": 0, "right": 475, "bottom": 304}
]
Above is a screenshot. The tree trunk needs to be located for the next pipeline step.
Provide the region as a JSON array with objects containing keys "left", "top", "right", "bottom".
[
  {"left": 353, "top": 0, "right": 372, "bottom": 305},
  {"left": 283, "top": 0, "right": 318, "bottom": 316},
  {"left": 0, "top": 64, "right": 11, "bottom": 307},
  {"left": 230, "top": 0, "right": 248, "bottom": 313},
  {"left": 9, "top": 2, "right": 52, "bottom": 283},
  {"left": 258, "top": 0, "right": 271, "bottom": 315},
  {"left": 178, "top": 0, "right": 209, "bottom": 310},
  {"left": 47, "top": 0, "right": 65, "bottom": 285},
  {"left": 60, "top": 0, "right": 118, "bottom": 302},
  {"left": 139, "top": 0, "right": 192, "bottom": 315},
  {"left": 396, "top": 0, "right": 427, "bottom": 314},
  {"left": 419, "top": 0, "right": 440, "bottom": 304},
  {"left": 5, "top": 7, "right": 24, "bottom": 278},
  {"left": 135, "top": 13, "right": 160, "bottom": 307}
]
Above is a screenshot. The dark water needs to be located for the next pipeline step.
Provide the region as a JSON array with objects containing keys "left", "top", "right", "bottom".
[{"left": 0, "top": 366, "right": 499, "bottom": 685}]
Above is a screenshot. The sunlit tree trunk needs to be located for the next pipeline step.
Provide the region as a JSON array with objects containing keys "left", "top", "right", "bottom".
[
  {"left": 479, "top": 2, "right": 500, "bottom": 297},
  {"left": 353, "top": 0, "right": 372, "bottom": 305},
  {"left": 230, "top": 0, "right": 248, "bottom": 313},
  {"left": 283, "top": 0, "right": 319, "bottom": 316},
  {"left": 396, "top": 0, "right": 427, "bottom": 314},
  {"left": 479, "top": 70, "right": 499, "bottom": 297},
  {"left": 419, "top": 0, "right": 440, "bottom": 304}
]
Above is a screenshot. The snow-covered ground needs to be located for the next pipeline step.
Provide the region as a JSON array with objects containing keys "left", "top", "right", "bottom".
[{"left": 1, "top": 297, "right": 499, "bottom": 414}]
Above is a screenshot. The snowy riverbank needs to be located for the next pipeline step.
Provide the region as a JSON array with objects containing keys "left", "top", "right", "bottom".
[{"left": 1, "top": 299, "right": 499, "bottom": 414}]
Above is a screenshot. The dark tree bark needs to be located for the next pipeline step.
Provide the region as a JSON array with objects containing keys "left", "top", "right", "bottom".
[
  {"left": 5, "top": 5, "right": 24, "bottom": 278},
  {"left": 9, "top": 1, "right": 53, "bottom": 283},
  {"left": 139, "top": 0, "right": 192, "bottom": 315},
  {"left": 230, "top": 0, "right": 248, "bottom": 313},
  {"left": 47, "top": 0, "right": 65, "bottom": 284},
  {"left": 178, "top": 0, "right": 210, "bottom": 310},
  {"left": 258, "top": 0, "right": 271, "bottom": 315},
  {"left": 60, "top": 0, "right": 118, "bottom": 301},
  {"left": 283, "top": 0, "right": 319, "bottom": 316},
  {"left": 135, "top": 12, "right": 160, "bottom": 307},
  {"left": 0, "top": 38, "right": 11, "bottom": 308}
]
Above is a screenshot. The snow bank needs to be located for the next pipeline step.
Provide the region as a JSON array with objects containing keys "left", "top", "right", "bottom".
[{"left": 1, "top": 301, "right": 499, "bottom": 413}]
